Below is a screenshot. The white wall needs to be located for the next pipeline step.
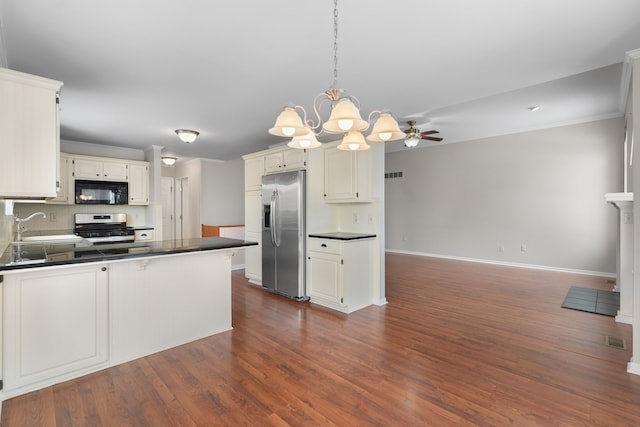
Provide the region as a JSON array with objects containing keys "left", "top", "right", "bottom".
[
  {"left": 200, "top": 158, "right": 244, "bottom": 226},
  {"left": 385, "top": 117, "right": 624, "bottom": 274}
]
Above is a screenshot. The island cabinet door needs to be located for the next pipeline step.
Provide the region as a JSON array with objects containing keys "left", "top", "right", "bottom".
[{"left": 3, "top": 264, "right": 109, "bottom": 394}]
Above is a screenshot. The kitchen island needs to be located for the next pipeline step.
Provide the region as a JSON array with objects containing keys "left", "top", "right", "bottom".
[{"left": 0, "top": 237, "right": 257, "bottom": 400}]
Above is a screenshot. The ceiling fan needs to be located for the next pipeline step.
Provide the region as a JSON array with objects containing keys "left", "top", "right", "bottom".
[{"left": 403, "top": 120, "right": 443, "bottom": 147}]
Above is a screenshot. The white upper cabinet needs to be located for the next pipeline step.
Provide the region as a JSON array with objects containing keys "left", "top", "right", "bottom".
[
  {"left": 244, "top": 155, "right": 264, "bottom": 191},
  {"left": 323, "top": 142, "right": 372, "bottom": 202},
  {"left": 47, "top": 153, "right": 73, "bottom": 204},
  {"left": 0, "top": 67, "right": 63, "bottom": 199},
  {"left": 73, "top": 158, "right": 128, "bottom": 181},
  {"left": 128, "top": 163, "right": 149, "bottom": 205},
  {"left": 264, "top": 147, "right": 307, "bottom": 174}
]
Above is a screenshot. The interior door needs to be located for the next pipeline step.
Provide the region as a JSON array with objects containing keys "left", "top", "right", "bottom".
[
  {"left": 175, "top": 177, "right": 189, "bottom": 240},
  {"left": 161, "top": 177, "right": 175, "bottom": 241}
]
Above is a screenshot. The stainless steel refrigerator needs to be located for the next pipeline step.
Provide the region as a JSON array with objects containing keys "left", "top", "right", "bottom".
[{"left": 262, "top": 170, "right": 308, "bottom": 301}]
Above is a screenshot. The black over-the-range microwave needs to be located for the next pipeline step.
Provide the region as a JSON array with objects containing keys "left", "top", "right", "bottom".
[{"left": 75, "top": 180, "right": 129, "bottom": 205}]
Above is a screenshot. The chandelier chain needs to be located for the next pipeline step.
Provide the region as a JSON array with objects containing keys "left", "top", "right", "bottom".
[{"left": 333, "top": 0, "right": 339, "bottom": 81}]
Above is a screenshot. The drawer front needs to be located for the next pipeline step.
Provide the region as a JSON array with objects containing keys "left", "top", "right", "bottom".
[
  {"left": 308, "top": 238, "right": 343, "bottom": 254},
  {"left": 134, "top": 229, "right": 154, "bottom": 242}
]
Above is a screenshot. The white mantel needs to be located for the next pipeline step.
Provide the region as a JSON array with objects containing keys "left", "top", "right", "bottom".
[{"left": 605, "top": 192, "right": 633, "bottom": 324}]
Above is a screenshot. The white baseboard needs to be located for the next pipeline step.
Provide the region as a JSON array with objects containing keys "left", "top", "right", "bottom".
[
  {"left": 616, "top": 312, "right": 633, "bottom": 325},
  {"left": 628, "top": 360, "right": 640, "bottom": 376},
  {"left": 385, "top": 249, "right": 616, "bottom": 278}
]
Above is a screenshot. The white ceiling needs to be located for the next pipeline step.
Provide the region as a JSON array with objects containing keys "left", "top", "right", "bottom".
[{"left": 1, "top": 0, "right": 639, "bottom": 161}]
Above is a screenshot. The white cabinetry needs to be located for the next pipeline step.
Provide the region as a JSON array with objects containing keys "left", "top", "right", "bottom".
[
  {"left": 68, "top": 154, "right": 150, "bottom": 205},
  {"left": 0, "top": 67, "right": 63, "bottom": 199},
  {"left": 265, "top": 148, "right": 307, "bottom": 174},
  {"left": 73, "top": 158, "right": 128, "bottom": 181},
  {"left": 323, "top": 142, "right": 371, "bottom": 202},
  {"left": 3, "top": 264, "right": 109, "bottom": 393},
  {"left": 244, "top": 189, "right": 262, "bottom": 285},
  {"left": 128, "top": 162, "right": 149, "bottom": 205},
  {"left": 47, "top": 153, "right": 73, "bottom": 204},
  {"left": 244, "top": 156, "right": 264, "bottom": 191},
  {"left": 134, "top": 228, "right": 154, "bottom": 241},
  {"left": 307, "top": 237, "right": 373, "bottom": 313},
  {"left": 109, "top": 251, "right": 233, "bottom": 365}
]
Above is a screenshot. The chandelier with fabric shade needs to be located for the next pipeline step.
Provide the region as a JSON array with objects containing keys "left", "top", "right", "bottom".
[{"left": 268, "top": 0, "right": 405, "bottom": 151}]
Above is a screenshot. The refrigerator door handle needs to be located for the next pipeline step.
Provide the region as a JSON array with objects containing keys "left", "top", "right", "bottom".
[{"left": 270, "top": 190, "right": 281, "bottom": 247}]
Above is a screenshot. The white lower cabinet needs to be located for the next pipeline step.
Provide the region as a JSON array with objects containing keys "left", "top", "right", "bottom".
[
  {"left": 244, "top": 189, "right": 262, "bottom": 285},
  {"left": 244, "top": 232, "right": 262, "bottom": 285},
  {"left": 307, "top": 238, "right": 372, "bottom": 313},
  {"left": 1, "top": 250, "right": 236, "bottom": 399},
  {"left": 3, "top": 264, "right": 109, "bottom": 393}
]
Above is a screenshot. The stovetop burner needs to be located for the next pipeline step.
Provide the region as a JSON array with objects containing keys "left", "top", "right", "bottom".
[{"left": 74, "top": 213, "right": 135, "bottom": 244}]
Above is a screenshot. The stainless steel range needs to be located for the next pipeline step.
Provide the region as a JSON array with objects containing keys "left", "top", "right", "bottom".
[{"left": 74, "top": 213, "right": 135, "bottom": 244}]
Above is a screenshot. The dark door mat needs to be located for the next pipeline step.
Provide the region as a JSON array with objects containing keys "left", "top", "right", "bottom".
[{"left": 561, "top": 286, "right": 619, "bottom": 316}]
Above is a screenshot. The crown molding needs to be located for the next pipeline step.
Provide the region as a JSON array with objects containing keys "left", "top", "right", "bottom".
[{"left": 619, "top": 48, "right": 640, "bottom": 112}]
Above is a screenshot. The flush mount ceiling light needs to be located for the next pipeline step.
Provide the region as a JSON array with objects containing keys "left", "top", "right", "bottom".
[
  {"left": 268, "top": 0, "right": 404, "bottom": 151},
  {"left": 161, "top": 156, "right": 177, "bottom": 166},
  {"left": 175, "top": 129, "right": 199, "bottom": 143}
]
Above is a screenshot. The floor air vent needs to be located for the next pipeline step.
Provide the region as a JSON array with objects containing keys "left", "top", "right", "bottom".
[{"left": 605, "top": 336, "right": 627, "bottom": 350}]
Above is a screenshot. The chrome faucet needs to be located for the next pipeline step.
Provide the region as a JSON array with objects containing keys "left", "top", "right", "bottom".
[{"left": 15, "top": 211, "right": 47, "bottom": 241}]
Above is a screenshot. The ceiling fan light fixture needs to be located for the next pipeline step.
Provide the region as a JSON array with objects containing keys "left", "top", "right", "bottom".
[
  {"left": 175, "top": 129, "right": 199, "bottom": 143},
  {"left": 404, "top": 137, "right": 420, "bottom": 148}
]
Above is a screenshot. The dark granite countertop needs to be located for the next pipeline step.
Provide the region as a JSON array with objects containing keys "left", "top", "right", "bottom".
[
  {"left": 308, "top": 232, "right": 376, "bottom": 241},
  {"left": 0, "top": 237, "right": 257, "bottom": 272}
]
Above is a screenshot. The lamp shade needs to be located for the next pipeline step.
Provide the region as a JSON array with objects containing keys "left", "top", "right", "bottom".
[
  {"left": 268, "top": 108, "right": 308, "bottom": 137},
  {"left": 337, "top": 130, "right": 370, "bottom": 151},
  {"left": 323, "top": 99, "right": 368, "bottom": 133},
  {"left": 175, "top": 129, "right": 199, "bottom": 143},
  {"left": 288, "top": 128, "right": 322, "bottom": 149},
  {"left": 367, "top": 113, "right": 405, "bottom": 142}
]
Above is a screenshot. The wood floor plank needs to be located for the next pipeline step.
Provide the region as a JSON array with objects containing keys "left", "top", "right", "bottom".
[{"left": 3, "top": 253, "right": 640, "bottom": 426}]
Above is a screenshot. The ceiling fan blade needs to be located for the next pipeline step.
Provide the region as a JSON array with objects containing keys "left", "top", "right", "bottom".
[
  {"left": 420, "top": 130, "right": 439, "bottom": 136},
  {"left": 421, "top": 136, "right": 443, "bottom": 142}
]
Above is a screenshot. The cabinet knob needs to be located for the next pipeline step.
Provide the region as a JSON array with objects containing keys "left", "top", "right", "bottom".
[
  {"left": 101, "top": 267, "right": 107, "bottom": 272},
  {"left": 321, "top": 244, "right": 327, "bottom": 247}
]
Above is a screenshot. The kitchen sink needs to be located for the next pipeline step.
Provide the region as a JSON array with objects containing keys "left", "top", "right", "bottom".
[
  {"left": 12, "top": 234, "right": 84, "bottom": 245},
  {"left": 5, "top": 258, "right": 47, "bottom": 266}
]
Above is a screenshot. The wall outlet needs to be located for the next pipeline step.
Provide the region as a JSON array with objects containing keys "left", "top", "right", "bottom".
[
  {"left": 49, "top": 212, "right": 57, "bottom": 222},
  {"left": 521, "top": 244, "right": 527, "bottom": 252},
  {"left": 353, "top": 213, "right": 359, "bottom": 224},
  {"left": 498, "top": 245, "right": 504, "bottom": 253}
]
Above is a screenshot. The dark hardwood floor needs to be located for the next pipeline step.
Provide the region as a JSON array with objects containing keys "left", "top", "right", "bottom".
[{"left": 3, "top": 253, "right": 640, "bottom": 426}]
